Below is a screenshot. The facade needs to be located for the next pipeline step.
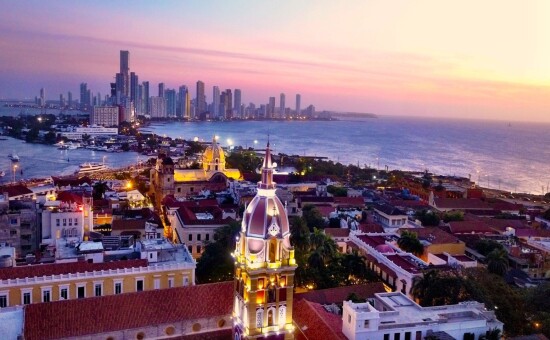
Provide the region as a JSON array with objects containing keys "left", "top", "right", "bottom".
[
  {"left": 234, "top": 89, "right": 242, "bottom": 118},
  {"left": 149, "top": 137, "right": 241, "bottom": 208},
  {"left": 196, "top": 80, "right": 206, "bottom": 116},
  {"left": 233, "top": 142, "right": 296, "bottom": 339},
  {"left": 0, "top": 197, "right": 39, "bottom": 258},
  {"left": 119, "top": 50, "right": 129, "bottom": 97},
  {"left": 373, "top": 203, "right": 409, "bottom": 231},
  {"left": 342, "top": 292, "right": 503, "bottom": 340},
  {"left": 90, "top": 106, "right": 119, "bottom": 127},
  {"left": 213, "top": 86, "right": 220, "bottom": 118},
  {"left": 40, "top": 196, "right": 93, "bottom": 246},
  {"left": 149, "top": 96, "right": 167, "bottom": 118},
  {"left": 60, "top": 126, "right": 118, "bottom": 141}
]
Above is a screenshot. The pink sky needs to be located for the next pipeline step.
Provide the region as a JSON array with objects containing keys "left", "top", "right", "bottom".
[{"left": 1, "top": 1, "right": 549, "bottom": 122}]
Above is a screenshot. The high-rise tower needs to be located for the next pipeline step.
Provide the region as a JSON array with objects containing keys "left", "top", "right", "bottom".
[
  {"left": 213, "top": 86, "right": 220, "bottom": 119},
  {"left": 120, "top": 50, "right": 130, "bottom": 97},
  {"left": 279, "top": 93, "right": 286, "bottom": 119},
  {"left": 233, "top": 143, "right": 296, "bottom": 340},
  {"left": 196, "top": 81, "right": 206, "bottom": 116},
  {"left": 234, "top": 89, "right": 242, "bottom": 118},
  {"left": 295, "top": 94, "right": 301, "bottom": 117}
]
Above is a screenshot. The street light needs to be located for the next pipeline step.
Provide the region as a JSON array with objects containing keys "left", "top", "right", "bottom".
[{"left": 12, "top": 164, "right": 18, "bottom": 183}]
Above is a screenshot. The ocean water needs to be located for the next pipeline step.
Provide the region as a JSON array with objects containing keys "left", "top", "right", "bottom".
[
  {"left": 143, "top": 117, "right": 550, "bottom": 194},
  {"left": 1, "top": 110, "right": 548, "bottom": 194}
]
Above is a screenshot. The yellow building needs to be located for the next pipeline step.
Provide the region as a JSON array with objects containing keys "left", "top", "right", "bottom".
[
  {"left": 233, "top": 143, "right": 296, "bottom": 340},
  {"left": 150, "top": 136, "right": 241, "bottom": 208},
  {"left": 0, "top": 239, "right": 195, "bottom": 308}
]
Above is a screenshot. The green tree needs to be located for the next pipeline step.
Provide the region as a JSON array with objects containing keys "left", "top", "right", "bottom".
[
  {"left": 92, "top": 181, "right": 109, "bottom": 200},
  {"left": 415, "top": 210, "right": 440, "bottom": 226},
  {"left": 327, "top": 185, "right": 348, "bottom": 197},
  {"left": 442, "top": 210, "right": 464, "bottom": 222},
  {"left": 397, "top": 230, "right": 424, "bottom": 256},
  {"left": 479, "top": 328, "right": 502, "bottom": 340},
  {"left": 43, "top": 131, "right": 57, "bottom": 144},
  {"left": 486, "top": 248, "right": 509, "bottom": 276},
  {"left": 196, "top": 222, "right": 240, "bottom": 283},
  {"left": 290, "top": 217, "right": 310, "bottom": 252},
  {"left": 473, "top": 239, "right": 504, "bottom": 257},
  {"left": 25, "top": 127, "right": 39, "bottom": 142},
  {"left": 302, "top": 204, "right": 326, "bottom": 231},
  {"left": 82, "top": 133, "right": 91, "bottom": 144}
]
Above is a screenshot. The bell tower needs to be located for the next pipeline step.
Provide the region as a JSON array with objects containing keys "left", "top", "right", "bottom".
[{"left": 233, "top": 142, "right": 296, "bottom": 340}]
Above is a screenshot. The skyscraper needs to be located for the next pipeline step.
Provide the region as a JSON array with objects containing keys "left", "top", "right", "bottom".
[
  {"left": 142, "top": 81, "right": 150, "bottom": 115},
  {"left": 212, "top": 86, "right": 220, "bottom": 119},
  {"left": 165, "top": 89, "right": 177, "bottom": 117},
  {"left": 120, "top": 50, "right": 130, "bottom": 97},
  {"left": 59, "top": 94, "right": 64, "bottom": 107},
  {"left": 130, "top": 72, "right": 138, "bottom": 101},
  {"left": 158, "top": 83, "right": 165, "bottom": 98},
  {"left": 149, "top": 96, "right": 166, "bottom": 118},
  {"left": 279, "top": 93, "right": 286, "bottom": 118},
  {"left": 178, "top": 85, "right": 190, "bottom": 119},
  {"left": 80, "top": 83, "right": 89, "bottom": 110},
  {"left": 295, "top": 94, "right": 301, "bottom": 117},
  {"left": 234, "top": 89, "right": 242, "bottom": 118},
  {"left": 196, "top": 81, "right": 206, "bottom": 116},
  {"left": 39, "top": 88, "right": 45, "bottom": 107},
  {"left": 68, "top": 91, "right": 73, "bottom": 108},
  {"left": 268, "top": 97, "right": 276, "bottom": 118},
  {"left": 225, "top": 89, "right": 232, "bottom": 119}
]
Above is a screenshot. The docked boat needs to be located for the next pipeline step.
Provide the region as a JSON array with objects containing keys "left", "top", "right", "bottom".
[
  {"left": 77, "top": 162, "right": 108, "bottom": 174},
  {"left": 8, "top": 152, "right": 19, "bottom": 162}
]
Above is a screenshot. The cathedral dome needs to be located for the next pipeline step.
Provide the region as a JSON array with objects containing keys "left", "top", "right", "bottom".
[
  {"left": 202, "top": 136, "right": 225, "bottom": 171},
  {"left": 241, "top": 142, "right": 291, "bottom": 254}
]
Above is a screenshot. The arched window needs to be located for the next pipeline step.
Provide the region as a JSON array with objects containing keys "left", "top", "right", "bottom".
[
  {"left": 278, "top": 305, "right": 286, "bottom": 326},
  {"left": 267, "top": 308, "right": 274, "bottom": 327},
  {"left": 256, "top": 308, "right": 263, "bottom": 328}
]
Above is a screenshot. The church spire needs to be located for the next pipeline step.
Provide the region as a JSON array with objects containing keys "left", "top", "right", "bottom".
[{"left": 259, "top": 142, "right": 275, "bottom": 189}]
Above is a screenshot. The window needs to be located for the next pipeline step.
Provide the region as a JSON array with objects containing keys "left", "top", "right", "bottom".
[
  {"left": 0, "top": 295, "right": 7, "bottom": 308},
  {"left": 197, "top": 245, "right": 201, "bottom": 253},
  {"left": 77, "top": 285, "right": 86, "bottom": 299},
  {"left": 404, "top": 332, "right": 411, "bottom": 340},
  {"left": 10, "top": 218, "right": 17, "bottom": 225},
  {"left": 384, "top": 335, "right": 390, "bottom": 340},
  {"left": 348, "top": 315, "right": 351, "bottom": 323},
  {"left": 60, "top": 287, "right": 68, "bottom": 300},
  {"left": 56, "top": 219, "right": 60, "bottom": 226},
  {"left": 190, "top": 187, "right": 194, "bottom": 192},
  {"left": 10, "top": 230, "right": 17, "bottom": 236},
  {"left": 136, "top": 279, "right": 144, "bottom": 292},
  {"left": 74, "top": 218, "right": 78, "bottom": 225},
  {"left": 42, "top": 289, "right": 51, "bottom": 303},
  {"left": 115, "top": 282, "right": 122, "bottom": 294},
  {"left": 154, "top": 279, "right": 160, "bottom": 290},
  {"left": 63, "top": 218, "right": 67, "bottom": 226},
  {"left": 197, "top": 234, "right": 201, "bottom": 241},
  {"left": 394, "top": 333, "right": 401, "bottom": 340},
  {"left": 168, "top": 278, "right": 174, "bottom": 288},
  {"left": 94, "top": 283, "right": 102, "bottom": 297},
  {"left": 188, "top": 245, "right": 193, "bottom": 254},
  {"left": 188, "top": 234, "right": 193, "bottom": 241},
  {"left": 23, "top": 292, "right": 31, "bottom": 305},
  {"left": 205, "top": 234, "right": 209, "bottom": 241},
  {"left": 177, "top": 188, "right": 181, "bottom": 193},
  {"left": 184, "top": 277, "right": 189, "bottom": 286},
  {"left": 364, "top": 320, "right": 369, "bottom": 328},
  {"left": 68, "top": 218, "right": 72, "bottom": 226}
]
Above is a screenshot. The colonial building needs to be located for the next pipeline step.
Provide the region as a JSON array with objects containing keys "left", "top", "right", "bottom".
[
  {"left": 149, "top": 136, "right": 241, "bottom": 209},
  {"left": 233, "top": 142, "right": 297, "bottom": 339}
]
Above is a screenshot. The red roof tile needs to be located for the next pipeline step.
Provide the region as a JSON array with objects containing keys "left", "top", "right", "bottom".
[
  {"left": 24, "top": 281, "right": 233, "bottom": 340},
  {"left": 448, "top": 221, "right": 495, "bottom": 234},
  {"left": 324, "top": 228, "right": 350, "bottom": 238},
  {"left": 294, "top": 283, "right": 385, "bottom": 305},
  {"left": 433, "top": 198, "right": 492, "bottom": 210},
  {"left": 0, "top": 259, "right": 147, "bottom": 281},
  {"left": 293, "top": 299, "right": 346, "bottom": 340},
  {"left": 334, "top": 196, "right": 364, "bottom": 207},
  {"left": 112, "top": 219, "right": 146, "bottom": 231},
  {"left": 400, "top": 227, "right": 461, "bottom": 245},
  {"left": 0, "top": 184, "right": 33, "bottom": 197}
]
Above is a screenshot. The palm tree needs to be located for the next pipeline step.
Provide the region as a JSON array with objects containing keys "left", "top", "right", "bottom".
[
  {"left": 479, "top": 328, "right": 502, "bottom": 340},
  {"left": 487, "top": 248, "right": 509, "bottom": 276},
  {"left": 342, "top": 251, "right": 369, "bottom": 284},
  {"left": 397, "top": 230, "right": 425, "bottom": 256},
  {"left": 92, "top": 181, "right": 109, "bottom": 200}
]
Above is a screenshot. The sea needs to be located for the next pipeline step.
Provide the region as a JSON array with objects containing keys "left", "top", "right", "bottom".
[{"left": 1, "top": 105, "right": 549, "bottom": 194}]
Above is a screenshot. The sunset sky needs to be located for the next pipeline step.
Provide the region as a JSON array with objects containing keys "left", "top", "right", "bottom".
[{"left": 1, "top": 1, "right": 549, "bottom": 122}]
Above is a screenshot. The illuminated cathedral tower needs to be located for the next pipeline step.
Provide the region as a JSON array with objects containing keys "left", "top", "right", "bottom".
[{"left": 233, "top": 142, "right": 296, "bottom": 340}]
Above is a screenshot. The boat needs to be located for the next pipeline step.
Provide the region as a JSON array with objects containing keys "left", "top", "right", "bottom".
[
  {"left": 8, "top": 152, "right": 19, "bottom": 162},
  {"left": 77, "top": 162, "right": 108, "bottom": 174}
]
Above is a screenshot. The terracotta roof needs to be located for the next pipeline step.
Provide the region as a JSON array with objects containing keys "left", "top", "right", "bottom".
[
  {"left": 56, "top": 191, "right": 85, "bottom": 204},
  {"left": 0, "top": 259, "right": 147, "bottom": 281},
  {"left": 401, "top": 227, "right": 461, "bottom": 245},
  {"left": 324, "top": 228, "right": 350, "bottom": 238},
  {"left": 433, "top": 198, "right": 491, "bottom": 210},
  {"left": 112, "top": 219, "right": 146, "bottom": 231},
  {"left": 374, "top": 203, "right": 406, "bottom": 216},
  {"left": 447, "top": 221, "right": 495, "bottom": 234},
  {"left": 293, "top": 299, "right": 346, "bottom": 340},
  {"left": 294, "top": 283, "right": 385, "bottom": 305},
  {"left": 333, "top": 196, "right": 365, "bottom": 207},
  {"left": 316, "top": 205, "right": 336, "bottom": 218},
  {"left": 358, "top": 223, "right": 385, "bottom": 233},
  {"left": 0, "top": 184, "right": 33, "bottom": 197},
  {"left": 24, "top": 281, "right": 233, "bottom": 340}
]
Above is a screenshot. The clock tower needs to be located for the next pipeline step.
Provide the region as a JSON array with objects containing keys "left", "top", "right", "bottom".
[{"left": 233, "top": 142, "right": 296, "bottom": 339}]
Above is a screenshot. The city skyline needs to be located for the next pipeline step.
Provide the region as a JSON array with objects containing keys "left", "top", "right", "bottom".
[{"left": 1, "top": 1, "right": 550, "bottom": 122}]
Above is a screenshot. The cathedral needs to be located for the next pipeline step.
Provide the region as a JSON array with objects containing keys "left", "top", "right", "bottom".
[
  {"left": 233, "top": 142, "right": 296, "bottom": 340},
  {"left": 149, "top": 136, "right": 241, "bottom": 208}
]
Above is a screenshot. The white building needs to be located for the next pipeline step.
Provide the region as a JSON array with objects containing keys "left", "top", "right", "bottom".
[
  {"left": 41, "top": 198, "right": 93, "bottom": 245},
  {"left": 342, "top": 292, "right": 503, "bottom": 340},
  {"left": 373, "top": 203, "right": 409, "bottom": 231},
  {"left": 60, "top": 126, "right": 119, "bottom": 141},
  {"left": 90, "top": 106, "right": 119, "bottom": 127}
]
